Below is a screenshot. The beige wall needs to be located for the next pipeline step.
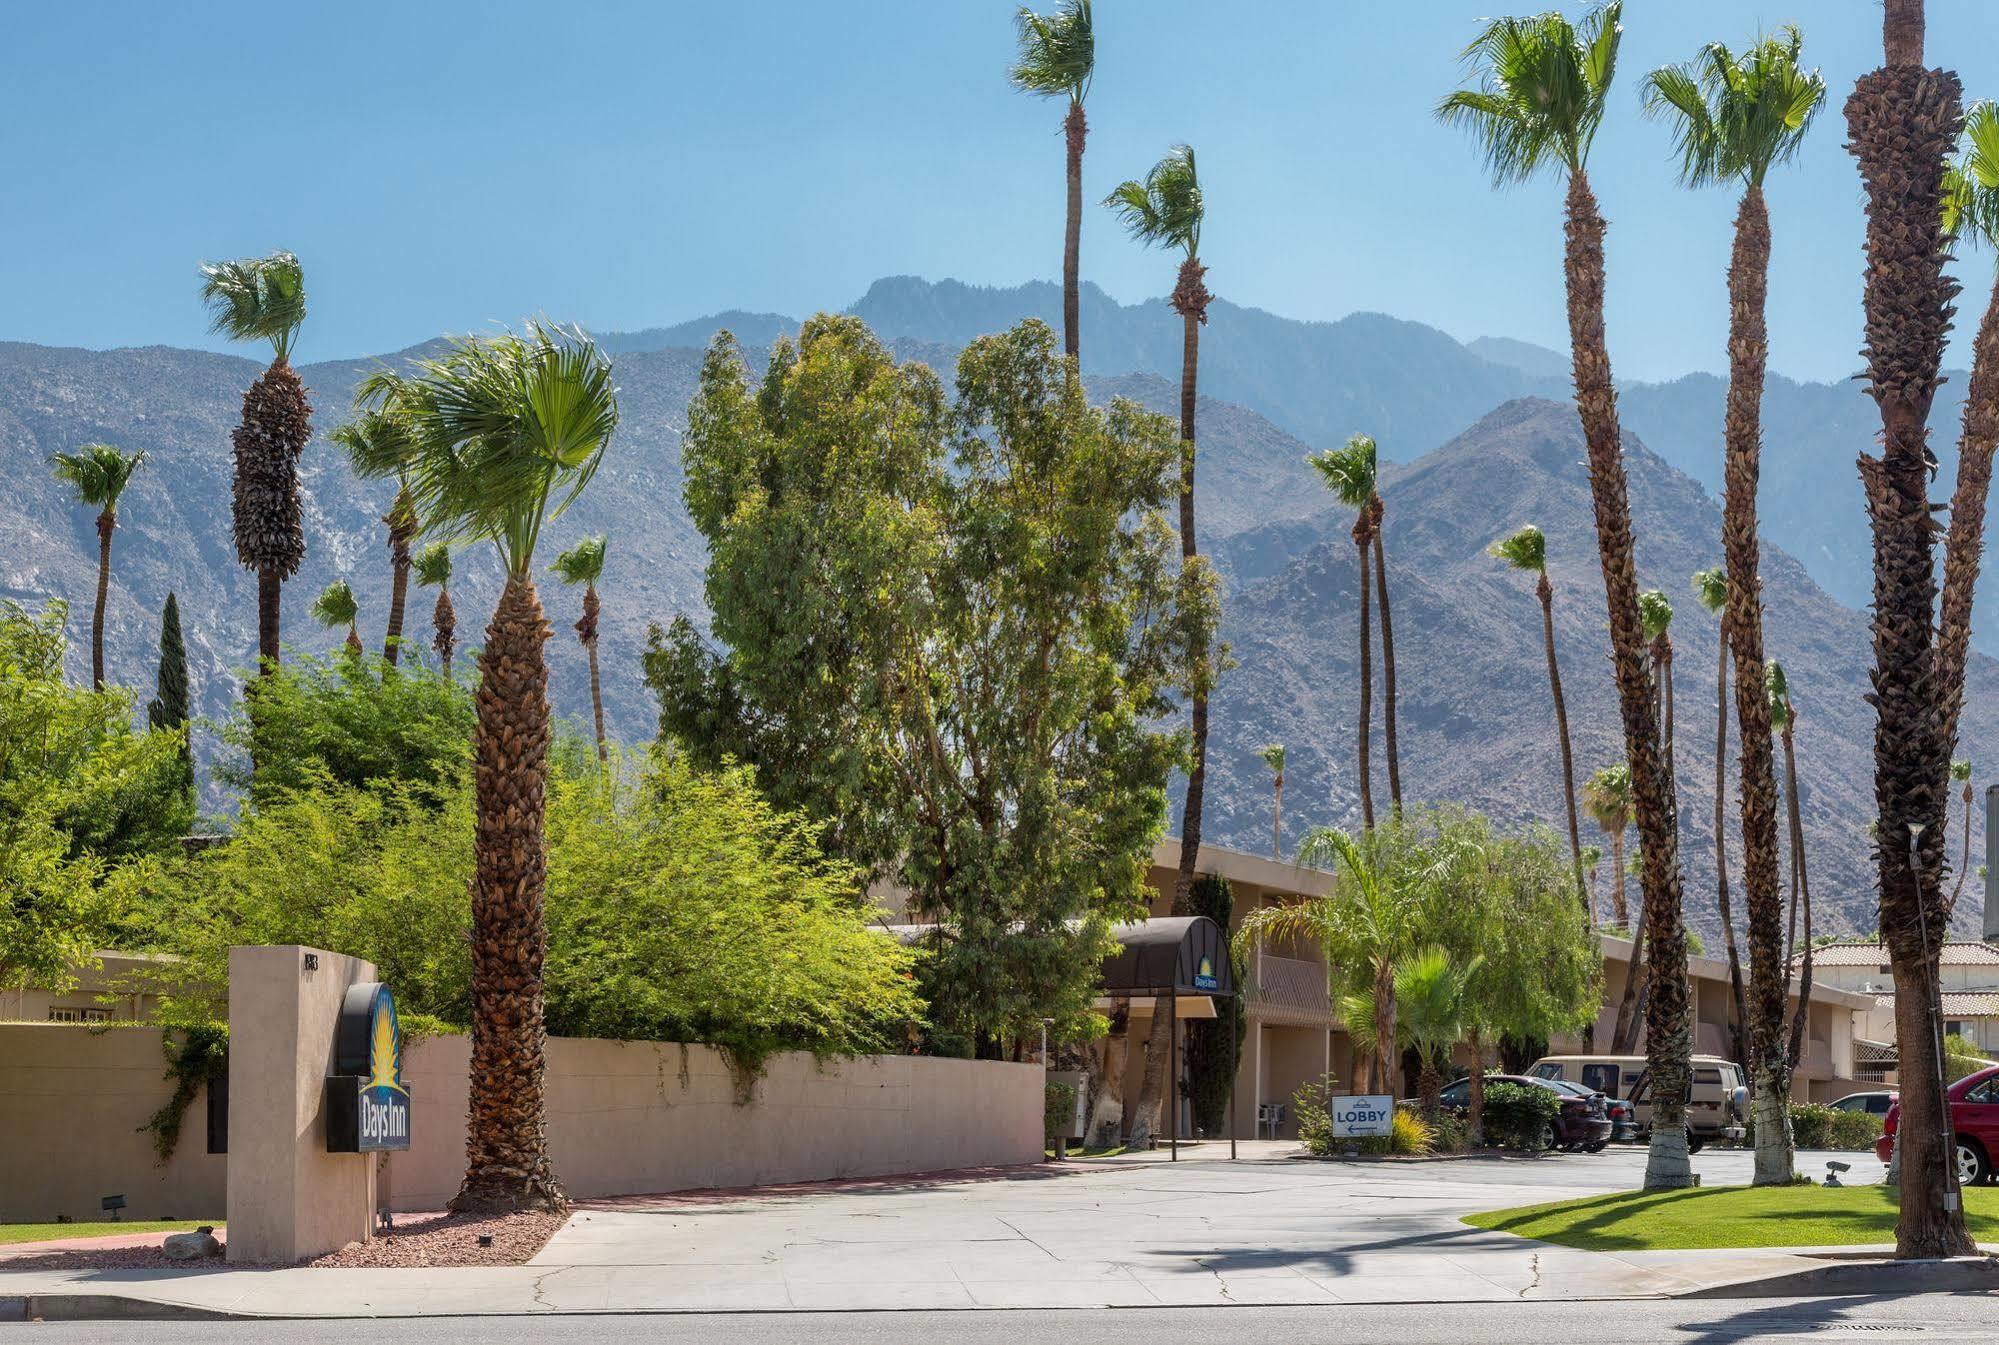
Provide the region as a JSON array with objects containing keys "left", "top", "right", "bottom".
[
  {"left": 0, "top": 1024, "right": 226, "bottom": 1224},
  {"left": 2, "top": 952, "right": 179, "bottom": 1025}
]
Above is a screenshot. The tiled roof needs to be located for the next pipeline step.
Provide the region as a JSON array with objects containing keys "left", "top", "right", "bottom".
[
  {"left": 1802, "top": 941, "right": 1999, "bottom": 968},
  {"left": 1870, "top": 990, "right": 1999, "bottom": 1017}
]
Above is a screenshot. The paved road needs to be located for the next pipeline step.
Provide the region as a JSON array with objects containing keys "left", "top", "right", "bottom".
[{"left": 18, "top": 1296, "right": 1997, "bottom": 1342}]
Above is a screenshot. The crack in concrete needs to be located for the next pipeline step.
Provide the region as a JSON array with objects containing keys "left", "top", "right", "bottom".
[
  {"left": 528, "top": 1266, "right": 567, "bottom": 1311},
  {"left": 995, "top": 1219, "right": 1060, "bottom": 1262},
  {"left": 1519, "top": 1251, "right": 1541, "bottom": 1299}
]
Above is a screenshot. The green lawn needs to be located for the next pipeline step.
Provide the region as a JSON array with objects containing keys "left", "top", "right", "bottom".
[
  {"left": 1463, "top": 1184, "right": 1999, "bottom": 1251},
  {"left": 0, "top": 1219, "right": 218, "bottom": 1246}
]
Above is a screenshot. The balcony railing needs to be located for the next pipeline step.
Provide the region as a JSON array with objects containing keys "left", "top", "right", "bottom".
[{"left": 1246, "top": 954, "right": 1336, "bottom": 1025}]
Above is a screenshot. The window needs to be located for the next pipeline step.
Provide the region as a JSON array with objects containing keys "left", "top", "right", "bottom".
[
  {"left": 1964, "top": 1078, "right": 1996, "bottom": 1105},
  {"left": 1531, "top": 1063, "right": 1562, "bottom": 1080},
  {"left": 1946, "top": 1021, "right": 1965, "bottom": 1037},
  {"left": 1581, "top": 1064, "right": 1619, "bottom": 1096},
  {"left": 47, "top": 1006, "right": 109, "bottom": 1023},
  {"left": 1693, "top": 1067, "right": 1723, "bottom": 1087}
]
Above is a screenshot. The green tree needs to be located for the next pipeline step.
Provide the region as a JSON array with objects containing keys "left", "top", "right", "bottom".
[
  {"left": 1846, "top": 0, "right": 1974, "bottom": 1256},
  {"left": 1644, "top": 25, "right": 1823, "bottom": 1189},
  {"left": 1441, "top": 0, "right": 1693, "bottom": 1192},
  {"left": 1691, "top": 566, "right": 1748, "bottom": 1069},
  {"left": 1582, "top": 762, "right": 1632, "bottom": 928},
  {"left": 413, "top": 542, "right": 457, "bottom": 677},
  {"left": 653, "top": 315, "right": 1191, "bottom": 1077},
  {"left": 1256, "top": 743, "right": 1286, "bottom": 860},
  {"left": 356, "top": 321, "right": 618, "bottom": 1215},
  {"left": 1398, "top": 946, "right": 1481, "bottom": 1121},
  {"left": 1009, "top": 0, "right": 1094, "bottom": 360},
  {"left": 311, "top": 580, "right": 363, "bottom": 657},
  {"left": 550, "top": 536, "right": 610, "bottom": 763},
  {"left": 1489, "top": 524, "right": 1587, "bottom": 911},
  {"left": 1180, "top": 874, "right": 1244, "bottom": 1137},
  {"left": 1310, "top": 433, "right": 1401, "bottom": 821},
  {"left": 200, "top": 251, "right": 309, "bottom": 675},
  {"left": 145, "top": 592, "right": 193, "bottom": 803},
  {"left": 331, "top": 407, "right": 421, "bottom": 666},
  {"left": 50, "top": 442, "right": 146, "bottom": 689}
]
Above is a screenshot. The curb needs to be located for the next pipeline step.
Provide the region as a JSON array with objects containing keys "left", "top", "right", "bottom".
[
  {"left": 1674, "top": 1255, "right": 1999, "bottom": 1299},
  {"left": 1, "top": 1294, "right": 243, "bottom": 1323}
]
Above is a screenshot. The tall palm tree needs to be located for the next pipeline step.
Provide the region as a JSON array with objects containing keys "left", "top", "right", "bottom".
[
  {"left": 1845, "top": 0, "right": 1975, "bottom": 1257},
  {"left": 1640, "top": 589, "right": 1675, "bottom": 784},
  {"left": 1009, "top": 0, "right": 1095, "bottom": 360},
  {"left": 332, "top": 406, "right": 422, "bottom": 666},
  {"left": 1490, "top": 524, "right": 1587, "bottom": 910},
  {"left": 1397, "top": 946, "right": 1482, "bottom": 1121},
  {"left": 551, "top": 536, "right": 610, "bottom": 763},
  {"left": 1768, "top": 662, "right": 1816, "bottom": 1070},
  {"left": 414, "top": 541, "right": 457, "bottom": 677},
  {"left": 1581, "top": 843, "right": 1604, "bottom": 917},
  {"left": 1442, "top": 0, "right": 1693, "bottom": 1191},
  {"left": 1310, "top": 435, "right": 1387, "bottom": 824},
  {"left": 1950, "top": 758, "right": 1974, "bottom": 912},
  {"left": 1583, "top": 763, "right": 1632, "bottom": 930},
  {"left": 311, "top": 580, "right": 363, "bottom": 657},
  {"left": 200, "top": 251, "right": 310, "bottom": 675},
  {"left": 50, "top": 442, "right": 146, "bottom": 688},
  {"left": 1257, "top": 743, "right": 1286, "bottom": 860},
  {"left": 1107, "top": 144, "right": 1213, "bottom": 1143},
  {"left": 358, "top": 320, "right": 618, "bottom": 1214},
  {"left": 1643, "top": 23, "right": 1823, "bottom": 1188},
  {"left": 1692, "top": 566, "right": 1748, "bottom": 1067}
]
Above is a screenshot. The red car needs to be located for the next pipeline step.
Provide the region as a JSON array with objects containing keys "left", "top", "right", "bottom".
[{"left": 1875, "top": 1064, "right": 1999, "bottom": 1185}]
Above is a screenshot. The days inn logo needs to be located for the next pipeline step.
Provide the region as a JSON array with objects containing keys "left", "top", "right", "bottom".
[
  {"left": 1193, "top": 955, "right": 1219, "bottom": 992},
  {"left": 328, "top": 981, "right": 412, "bottom": 1153}
]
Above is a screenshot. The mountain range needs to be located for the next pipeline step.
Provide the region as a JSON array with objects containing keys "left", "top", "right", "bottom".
[{"left": 1, "top": 276, "right": 1989, "bottom": 937}]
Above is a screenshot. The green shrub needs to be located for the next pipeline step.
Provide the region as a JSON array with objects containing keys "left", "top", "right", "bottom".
[
  {"left": 1827, "top": 1108, "right": 1884, "bottom": 1151},
  {"left": 1790, "top": 1102, "right": 1834, "bottom": 1149},
  {"left": 1293, "top": 1074, "right": 1338, "bottom": 1156},
  {"left": 1044, "top": 1082, "right": 1077, "bottom": 1147},
  {"left": 1431, "top": 1109, "right": 1471, "bottom": 1155},
  {"left": 1292, "top": 1077, "right": 1434, "bottom": 1156},
  {"left": 1483, "top": 1080, "right": 1561, "bottom": 1150}
]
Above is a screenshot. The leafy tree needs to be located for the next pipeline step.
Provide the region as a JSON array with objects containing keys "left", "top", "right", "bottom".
[
  {"left": 1645, "top": 25, "right": 1824, "bottom": 1189},
  {"left": 1009, "top": 0, "right": 1095, "bottom": 359},
  {"left": 1489, "top": 524, "right": 1587, "bottom": 912},
  {"left": 652, "top": 315, "right": 1194, "bottom": 1071},
  {"left": 331, "top": 407, "right": 421, "bottom": 665},
  {"left": 50, "top": 442, "right": 146, "bottom": 688},
  {"left": 0, "top": 601, "right": 193, "bottom": 987},
  {"left": 200, "top": 251, "right": 309, "bottom": 674},
  {"left": 1106, "top": 144, "right": 1222, "bottom": 1139},
  {"left": 550, "top": 536, "right": 610, "bottom": 762},
  {"left": 1442, "top": 0, "right": 1694, "bottom": 1192},
  {"left": 311, "top": 579, "right": 363, "bottom": 657},
  {"left": 1310, "top": 433, "right": 1401, "bottom": 822},
  {"left": 1256, "top": 743, "right": 1286, "bottom": 860},
  {"left": 1182, "top": 874, "right": 1244, "bottom": 1136},
  {"left": 413, "top": 542, "right": 457, "bottom": 676},
  {"left": 146, "top": 592, "right": 195, "bottom": 805},
  {"left": 1398, "top": 946, "right": 1481, "bottom": 1120}
]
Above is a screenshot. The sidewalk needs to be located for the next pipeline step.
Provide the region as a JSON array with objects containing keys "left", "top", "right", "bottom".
[{"left": 3, "top": 1150, "right": 1988, "bottom": 1318}]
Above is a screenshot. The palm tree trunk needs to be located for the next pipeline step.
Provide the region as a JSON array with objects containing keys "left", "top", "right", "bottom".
[
  {"left": 1371, "top": 514, "right": 1402, "bottom": 813},
  {"left": 453, "top": 572, "right": 565, "bottom": 1214},
  {"left": 1933, "top": 271, "right": 1999, "bottom": 811},
  {"left": 1466, "top": 1035, "right": 1488, "bottom": 1146},
  {"left": 1062, "top": 101, "right": 1085, "bottom": 361},
  {"left": 1355, "top": 532, "right": 1375, "bottom": 830},
  {"left": 1562, "top": 169, "right": 1692, "bottom": 1191},
  {"left": 1608, "top": 827, "right": 1627, "bottom": 928},
  {"left": 1717, "top": 183, "right": 1794, "bottom": 1186},
  {"left": 344, "top": 623, "right": 363, "bottom": 658},
  {"left": 1373, "top": 961, "right": 1395, "bottom": 1096},
  {"left": 433, "top": 586, "right": 457, "bottom": 678},
  {"left": 1847, "top": 9, "right": 1975, "bottom": 1257},
  {"left": 257, "top": 567, "right": 282, "bottom": 673},
  {"left": 1417, "top": 1057, "right": 1441, "bottom": 1122},
  {"left": 90, "top": 509, "right": 114, "bottom": 689},
  {"left": 1537, "top": 574, "right": 1588, "bottom": 912},
  {"left": 1783, "top": 723, "right": 1816, "bottom": 1068},
  {"left": 580, "top": 583, "right": 608, "bottom": 762},
  {"left": 1952, "top": 780, "right": 1973, "bottom": 913},
  {"left": 1272, "top": 775, "right": 1283, "bottom": 861},
  {"left": 1656, "top": 636, "right": 1675, "bottom": 787},
  {"left": 383, "top": 492, "right": 415, "bottom": 666},
  {"left": 1713, "top": 625, "right": 1748, "bottom": 1070},
  {"left": 1611, "top": 914, "right": 1645, "bottom": 1052}
]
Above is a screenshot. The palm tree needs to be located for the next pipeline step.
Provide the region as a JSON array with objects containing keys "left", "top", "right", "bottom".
[
  {"left": 332, "top": 408, "right": 421, "bottom": 666},
  {"left": 358, "top": 320, "right": 618, "bottom": 1214},
  {"left": 1489, "top": 524, "right": 1586, "bottom": 910},
  {"left": 414, "top": 541, "right": 457, "bottom": 677},
  {"left": 200, "top": 251, "right": 310, "bottom": 675},
  {"left": 551, "top": 536, "right": 610, "bottom": 763},
  {"left": 1441, "top": 1, "right": 1692, "bottom": 1192},
  {"left": 1692, "top": 566, "right": 1748, "bottom": 1067},
  {"left": 311, "top": 580, "right": 363, "bottom": 657},
  {"left": 1009, "top": 0, "right": 1094, "bottom": 360},
  {"left": 1768, "top": 662, "right": 1816, "bottom": 1072},
  {"left": 1581, "top": 843, "right": 1604, "bottom": 917},
  {"left": 1583, "top": 763, "right": 1632, "bottom": 929},
  {"left": 1640, "top": 589, "right": 1675, "bottom": 784},
  {"left": 1950, "top": 759, "right": 1974, "bottom": 912},
  {"left": 1643, "top": 23, "right": 1823, "bottom": 1189},
  {"left": 1846, "top": 0, "right": 1975, "bottom": 1257},
  {"left": 1107, "top": 144, "right": 1213, "bottom": 1143},
  {"left": 1397, "top": 946, "right": 1482, "bottom": 1121},
  {"left": 1310, "top": 435, "right": 1385, "bottom": 825},
  {"left": 50, "top": 443, "right": 146, "bottom": 688},
  {"left": 1257, "top": 743, "right": 1286, "bottom": 860}
]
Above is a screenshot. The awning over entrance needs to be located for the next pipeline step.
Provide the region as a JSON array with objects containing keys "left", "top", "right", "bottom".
[{"left": 1100, "top": 916, "right": 1235, "bottom": 999}]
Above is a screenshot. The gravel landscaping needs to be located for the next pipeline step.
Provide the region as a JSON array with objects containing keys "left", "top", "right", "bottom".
[{"left": 0, "top": 1209, "right": 565, "bottom": 1270}]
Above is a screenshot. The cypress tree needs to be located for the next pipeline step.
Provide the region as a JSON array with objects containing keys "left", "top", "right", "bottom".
[
  {"left": 147, "top": 591, "right": 193, "bottom": 797},
  {"left": 1183, "top": 874, "right": 1245, "bottom": 1136}
]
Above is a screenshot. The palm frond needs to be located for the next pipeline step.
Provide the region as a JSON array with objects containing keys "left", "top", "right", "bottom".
[
  {"left": 550, "top": 535, "right": 608, "bottom": 586},
  {"left": 1487, "top": 523, "right": 1546, "bottom": 572},
  {"left": 310, "top": 579, "right": 359, "bottom": 629},
  {"left": 1103, "top": 144, "right": 1201, "bottom": 255},
  {"left": 1583, "top": 762, "right": 1632, "bottom": 831},
  {"left": 51, "top": 442, "right": 146, "bottom": 510},
  {"left": 1306, "top": 434, "right": 1378, "bottom": 511},
  {"left": 413, "top": 540, "right": 453, "bottom": 589},
  {"left": 1437, "top": 4, "right": 1623, "bottom": 184},
  {"left": 1256, "top": 742, "right": 1286, "bottom": 775},
  {"left": 1765, "top": 659, "right": 1793, "bottom": 731},
  {"left": 1639, "top": 588, "right": 1673, "bottom": 640},
  {"left": 1691, "top": 565, "right": 1728, "bottom": 614},
  {"left": 1951, "top": 758, "right": 1972, "bottom": 783},
  {"left": 1642, "top": 27, "right": 1824, "bottom": 189},
  {"left": 1395, "top": 945, "right": 1483, "bottom": 1055},
  {"left": 1945, "top": 101, "right": 1999, "bottom": 252},
  {"left": 330, "top": 405, "right": 418, "bottom": 483},
  {"left": 198, "top": 251, "right": 307, "bottom": 361},
  {"left": 1009, "top": 0, "right": 1093, "bottom": 102}
]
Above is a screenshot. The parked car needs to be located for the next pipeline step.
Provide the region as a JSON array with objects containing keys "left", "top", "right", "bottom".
[
  {"left": 1427, "top": 1074, "right": 1613, "bottom": 1152},
  {"left": 1875, "top": 1065, "right": 1999, "bottom": 1185},
  {"left": 1830, "top": 1090, "right": 1897, "bottom": 1118},
  {"left": 1527, "top": 1054, "right": 1747, "bottom": 1151},
  {"left": 1544, "top": 1078, "right": 1630, "bottom": 1148}
]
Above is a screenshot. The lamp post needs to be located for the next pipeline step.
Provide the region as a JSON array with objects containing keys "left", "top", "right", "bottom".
[{"left": 1906, "top": 822, "right": 1962, "bottom": 1215}]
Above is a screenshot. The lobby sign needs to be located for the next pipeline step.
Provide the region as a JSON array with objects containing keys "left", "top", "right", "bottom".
[
  {"left": 325, "top": 982, "right": 411, "bottom": 1152},
  {"left": 1330, "top": 1094, "right": 1394, "bottom": 1138}
]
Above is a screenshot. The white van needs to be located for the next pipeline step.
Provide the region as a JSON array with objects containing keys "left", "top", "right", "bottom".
[{"left": 1528, "top": 1054, "right": 1747, "bottom": 1151}]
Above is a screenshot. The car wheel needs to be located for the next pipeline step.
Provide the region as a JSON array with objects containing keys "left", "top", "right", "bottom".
[
  {"left": 1958, "top": 1140, "right": 1989, "bottom": 1187},
  {"left": 1539, "top": 1122, "right": 1558, "bottom": 1152},
  {"left": 1584, "top": 1142, "right": 1607, "bottom": 1154},
  {"left": 1687, "top": 1135, "right": 1705, "bottom": 1155}
]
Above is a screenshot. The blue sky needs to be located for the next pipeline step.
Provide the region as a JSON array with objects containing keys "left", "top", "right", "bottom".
[{"left": 4, "top": 2, "right": 1998, "bottom": 382}]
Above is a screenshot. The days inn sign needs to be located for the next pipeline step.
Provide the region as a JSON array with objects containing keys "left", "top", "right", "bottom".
[{"left": 325, "top": 982, "right": 412, "bottom": 1153}]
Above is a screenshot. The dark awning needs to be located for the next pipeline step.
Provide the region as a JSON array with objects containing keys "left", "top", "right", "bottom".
[{"left": 877, "top": 914, "right": 1235, "bottom": 998}]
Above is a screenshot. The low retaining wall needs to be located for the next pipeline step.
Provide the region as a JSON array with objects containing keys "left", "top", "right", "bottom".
[{"left": 0, "top": 1024, "right": 1042, "bottom": 1222}]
